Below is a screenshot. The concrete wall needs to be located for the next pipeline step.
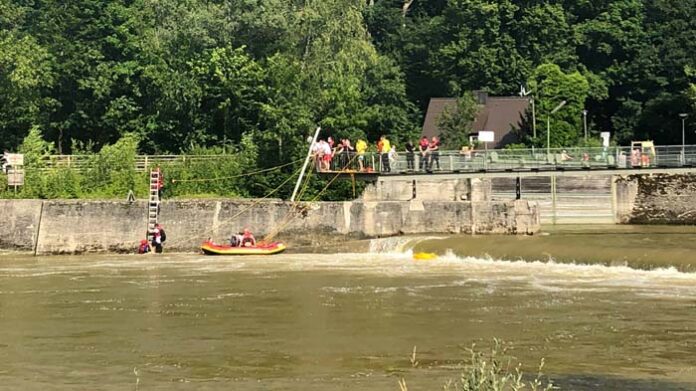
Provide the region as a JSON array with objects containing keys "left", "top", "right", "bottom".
[
  {"left": 36, "top": 201, "right": 147, "bottom": 254},
  {"left": 362, "top": 178, "right": 490, "bottom": 202},
  {"left": 615, "top": 174, "right": 696, "bottom": 224},
  {"left": 0, "top": 200, "right": 43, "bottom": 251},
  {"left": 0, "top": 198, "right": 539, "bottom": 255},
  {"left": 492, "top": 176, "right": 614, "bottom": 225},
  {"left": 613, "top": 176, "right": 638, "bottom": 224}
]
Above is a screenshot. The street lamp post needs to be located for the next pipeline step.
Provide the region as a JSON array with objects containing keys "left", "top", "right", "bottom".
[
  {"left": 531, "top": 98, "right": 537, "bottom": 139},
  {"left": 582, "top": 109, "right": 588, "bottom": 141},
  {"left": 546, "top": 100, "right": 567, "bottom": 155},
  {"left": 680, "top": 113, "right": 688, "bottom": 164}
]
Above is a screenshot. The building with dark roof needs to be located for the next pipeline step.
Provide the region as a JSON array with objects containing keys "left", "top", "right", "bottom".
[{"left": 421, "top": 91, "right": 530, "bottom": 148}]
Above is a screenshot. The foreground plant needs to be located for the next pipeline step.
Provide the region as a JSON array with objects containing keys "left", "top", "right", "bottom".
[{"left": 400, "top": 339, "right": 556, "bottom": 391}]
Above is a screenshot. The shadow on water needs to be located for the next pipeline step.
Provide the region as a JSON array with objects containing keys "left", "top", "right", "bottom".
[
  {"left": 413, "top": 225, "right": 696, "bottom": 272},
  {"left": 554, "top": 375, "right": 696, "bottom": 391}
]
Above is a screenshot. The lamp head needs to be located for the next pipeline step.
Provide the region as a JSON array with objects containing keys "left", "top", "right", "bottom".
[
  {"left": 551, "top": 100, "right": 567, "bottom": 114},
  {"left": 679, "top": 113, "right": 688, "bottom": 119}
]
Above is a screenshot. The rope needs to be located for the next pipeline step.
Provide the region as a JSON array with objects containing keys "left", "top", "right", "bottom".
[
  {"left": 171, "top": 158, "right": 304, "bottom": 184},
  {"left": 262, "top": 154, "right": 359, "bottom": 243},
  {"left": 175, "top": 165, "right": 304, "bottom": 245},
  {"left": 226, "top": 165, "right": 304, "bottom": 222},
  {"left": 259, "top": 160, "right": 316, "bottom": 243}
]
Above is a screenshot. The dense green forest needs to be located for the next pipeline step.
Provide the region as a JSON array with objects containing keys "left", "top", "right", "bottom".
[{"left": 1, "top": 0, "right": 696, "bottom": 197}]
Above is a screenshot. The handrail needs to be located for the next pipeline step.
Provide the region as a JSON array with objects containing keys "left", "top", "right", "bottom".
[
  {"left": 40, "top": 154, "right": 237, "bottom": 171},
  {"left": 26, "top": 145, "right": 696, "bottom": 174}
]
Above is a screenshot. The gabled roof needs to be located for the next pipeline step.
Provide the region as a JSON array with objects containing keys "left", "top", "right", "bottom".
[{"left": 421, "top": 95, "right": 530, "bottom": 147}]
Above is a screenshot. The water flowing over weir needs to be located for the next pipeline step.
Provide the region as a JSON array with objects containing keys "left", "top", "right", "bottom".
[
  {"left": 1, "top": 227, "right": 696, "bottom": 390},
  {"left": 367, "top": 236, "right": 446, "bottom": 253}
]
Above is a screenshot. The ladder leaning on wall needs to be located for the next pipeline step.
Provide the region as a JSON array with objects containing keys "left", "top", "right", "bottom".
[{"left": 147, "top": 168, "right": 161, "bottom": 237}]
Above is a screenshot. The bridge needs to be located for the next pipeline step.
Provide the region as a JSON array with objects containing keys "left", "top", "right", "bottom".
[
  {"left": 318, "top": 145, "right": 696, "bottom": 181},
  {"left": 317, "top": 145, "right": 696, "bottom": 225}
]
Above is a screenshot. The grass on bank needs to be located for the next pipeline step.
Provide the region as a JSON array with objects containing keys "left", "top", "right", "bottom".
[
  {"left": 0, "top": 129, "right": 261, "bottom": 200},
  {"left": 399, "top": 340, "right": 556, "bottom": 391}
]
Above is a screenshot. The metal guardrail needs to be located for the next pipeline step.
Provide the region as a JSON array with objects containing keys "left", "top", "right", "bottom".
[
  {"left": 321, "top": 145, "right": 696, "bottom": 174},
  {"left": 19, "top": 145, "right": 696, "bottom": 174},
  {"left": 41, "top": 155, "right": 224, "bottom": 171}
]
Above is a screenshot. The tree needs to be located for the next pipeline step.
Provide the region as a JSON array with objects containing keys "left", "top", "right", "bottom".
[
  {"left": 528, "top": 63, "right": 590, "bottom": 147},
  {"left": 437, "top": 92, "right": 477, "bottom": 149},
  {"left": 0, "top": 1, "right": 55, "bottom": 151}
]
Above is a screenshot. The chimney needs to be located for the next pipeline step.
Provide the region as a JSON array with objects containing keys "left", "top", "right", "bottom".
[{"left": 474, "top": 90, "right": 488, "bottom": 105}]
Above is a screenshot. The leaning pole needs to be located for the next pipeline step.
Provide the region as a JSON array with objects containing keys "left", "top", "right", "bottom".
[{"left": 291, "top": 126, "right": 321, "bottom": 202}]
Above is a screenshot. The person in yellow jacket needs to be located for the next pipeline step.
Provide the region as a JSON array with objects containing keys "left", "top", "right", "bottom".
[
  {"left": 355, "top": 138, "right": 367, "bottom": 171},
  {"left": 379, "top": 135, "right": 391, "bottom": 172}
]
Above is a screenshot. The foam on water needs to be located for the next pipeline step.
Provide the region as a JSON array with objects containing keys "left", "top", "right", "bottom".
[
  {"left": 2, "top": 248, "right": 696, "bottom": 299},
  {"left": 368, "top": 235, "right": 445, "bottom": 253}
]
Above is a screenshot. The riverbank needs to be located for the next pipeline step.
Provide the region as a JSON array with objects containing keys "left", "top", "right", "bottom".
[{"left": 0, "top": 198, "right": 539, "bottom": 255}]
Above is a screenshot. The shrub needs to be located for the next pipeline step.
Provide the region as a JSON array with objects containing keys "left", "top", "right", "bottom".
[
  {"left": 399, "top": 340, "right": 556, "bottom": 391},
  {"left": 443, "top": 340, "right": 556, "bottom": 391},
  {"left": 82, "top": 133, "right": 141, "bottom": 197},
  {"left": 18, "top": 125, "right": 54, "bottom": 169}
]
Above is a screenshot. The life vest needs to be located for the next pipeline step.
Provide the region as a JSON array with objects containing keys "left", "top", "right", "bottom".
[
  {"left": 152, "top": 228, "right": 162, "bottom": 245},
  {"left": 138, "top": 241, "right": 150, "bottom": 254},
  {"left": 241, "top": 232, "right": 255, "bottom": 246}
]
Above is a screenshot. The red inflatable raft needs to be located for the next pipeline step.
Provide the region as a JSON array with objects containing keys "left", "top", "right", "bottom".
[{"left": 200, "top": 240, "right": 286, "bottom": 256}]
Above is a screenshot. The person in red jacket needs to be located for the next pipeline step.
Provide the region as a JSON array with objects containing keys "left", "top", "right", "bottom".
[
  {"left": 418, "top": 136, "right": 429, "bottom": 171},
  {"left": 241, "top": 228, "right": 256, "bottom": 247},
  {"left": 155, "top": 166, "right": 165, "bottom": 200},
  {"left": 137, "top": 239, "right": 150, "bottom": 254}
]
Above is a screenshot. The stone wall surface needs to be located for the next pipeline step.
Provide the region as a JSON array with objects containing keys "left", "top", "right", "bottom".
[
  {"left": 0, "top": 200, "right": 43, "bottom": 251},
  {"left": 613, "top": 176, "right": 638, "bottom": 224},
  {"left": 617, "top": 174, "right": 696, "bottom": 224},
  {"left": 0, "top": 198, "right": 539, "bottom": 254},
  {"left": 35, "top": 201, "right": 148, "bottom": 254},
  {"left": 362, "top": 178, "right": 490, "bottom": 202}
]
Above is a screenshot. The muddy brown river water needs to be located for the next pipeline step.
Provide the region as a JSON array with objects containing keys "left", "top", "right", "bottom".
[{"left": 1, "top": 226, "right": 696, "bottom": 390}]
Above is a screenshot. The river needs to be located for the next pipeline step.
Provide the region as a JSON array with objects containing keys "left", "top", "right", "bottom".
[{"left": 1, "top": 226, "right": 695, "bottom": 390}]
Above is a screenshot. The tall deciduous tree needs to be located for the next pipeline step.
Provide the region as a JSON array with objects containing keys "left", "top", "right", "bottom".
[
  {"left": 528, "top": 63, "right": 590, "bottom": 147},
  {"left": 0, "top": 2, "right": 55, "bottom": 150}
]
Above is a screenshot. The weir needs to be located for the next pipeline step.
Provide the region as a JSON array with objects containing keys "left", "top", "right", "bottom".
[
  {"left": 321, "top": 145, "right": 696, "bottom": 225},
  {"left": 0, "top": 198, "right": 539, "bottom": 254}
]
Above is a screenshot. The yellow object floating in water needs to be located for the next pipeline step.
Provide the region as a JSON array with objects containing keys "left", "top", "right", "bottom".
[{"left": 413, "top": 252, "right": 437, "bottom": 261}]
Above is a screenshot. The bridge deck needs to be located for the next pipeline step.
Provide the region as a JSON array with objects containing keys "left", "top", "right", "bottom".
[{"left": 319, "top": 166, "right": 696, "bottom": 181}]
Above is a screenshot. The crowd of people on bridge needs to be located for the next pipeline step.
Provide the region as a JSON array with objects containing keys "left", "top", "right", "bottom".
[{"left": 312, "top": 135, "right": 443, "bottom": 173}]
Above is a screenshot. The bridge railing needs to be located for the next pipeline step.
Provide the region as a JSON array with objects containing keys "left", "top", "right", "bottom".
[
  {"left": 25, "top": 145, "right": 696, "bottom": 174},
  {"left": 321, "top": 145, "right": 696, "bottom": 174},
  {"left": 40, "top": 154, "right": 225, "bottom": 171}
]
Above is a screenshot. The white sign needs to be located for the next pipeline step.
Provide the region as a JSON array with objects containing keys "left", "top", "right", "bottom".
[
  {"left": 600, "top": 132, "right": 611, "bottom": 147},
  {"left": 478, "top": 131, "right": 495, "bottom": 143},
  {"left": 5, "top": 153, "right": 23, "bottom": 166},
  {"left": 7, "top": 168, "right": 24, "bottom": 186}
]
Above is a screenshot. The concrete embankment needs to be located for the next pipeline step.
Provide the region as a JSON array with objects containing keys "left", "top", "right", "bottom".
[
  {"left": 614, "top": 174, "right": 696, "bottom": 224},
  {"left": 489, "top": 173, "right": 696, "bottom": 226},
  {"left": 0, "top": 199, "right": 539, "bottom": 255}
]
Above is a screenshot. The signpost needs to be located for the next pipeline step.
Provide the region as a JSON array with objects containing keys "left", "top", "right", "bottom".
[
  {"left": 478, "top": 131, "right": 494, "bottom": 149},
  {"left": 478, "top": 131, "right": 495, "bottom": 170},
  {"left": 3, "top": 153, "right": 25, "bottom": 192},
  {"left": 5, "top": 153, "right": 24, "bottom": 167}
]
